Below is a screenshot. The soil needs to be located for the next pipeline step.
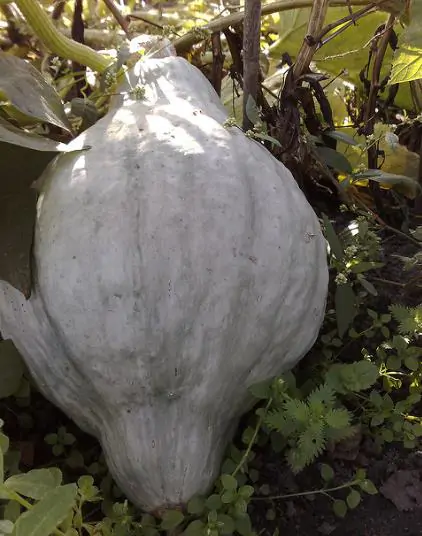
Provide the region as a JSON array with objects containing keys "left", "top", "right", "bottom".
[{"left": 250, "top": 444, "right": 422, "bottom": 536}]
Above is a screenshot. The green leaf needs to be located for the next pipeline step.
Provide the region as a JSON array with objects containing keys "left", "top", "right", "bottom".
[
  {"left": 335, "top": 283, "right": 357, "bottom": 337},
  {"left": 386, "top": 355, "right": 401, "bottom": 371},
  {"left": 160, "top": 510, "right": 184, "bottom": 531},
  {"left": 0, "top": 520, "right": 14, "bottom": 535},
  {"left": 249, "top": 379, "right": 272, "bottom": 399},
  {"left": 326, "top": 360, "right": 379, "bottom": 394},
  {"left": 333, "top": 499, "right": 347, "bottom": 518},
  {"left": 355, "top": 170, "right": 421, "bottom": 198},
  {"left": 404, "top": 355, "right": 419, "bottom": 371},
  {"left": 390, "top": 45, "right": 422, "bottom": 84},
  {"left": 221, "top": 474, "right": 238, "bottom": 491},
  {"left": 324, "top": 129, "right": 358, "bottom": 146},
  {"left": 359, "top": 277, "right": 378, "bottom": 296},
  {"left": 0, "top": 341, "right": 24, "bottom": 399},
  {"left": 217, "top": 514, "right": 235, "bottom": 535},
  {"left": 346, "top": 489, "right": 361, "bottom": 509},
  {"left": 221, "top": 490, "right": 236, "bottom": 504},
  {"left": 0, "top": 53, "right": 72, "bottom": 132},
  {"left": 4, "top": 468, "right": 62, "bottom": 500},
  {"left": 235, "top": 514, "right": 252, "bottom": 536},
  {"left": 322, "top": 214, "right": 344, "bottom": 260},
  {"left": 316, "top": 146, "right": 353, "bottom": 173},
  {"left": 238, "top": 485, "right": 254, "bottom": 499},
  {"left": 320, "top": 464, "right": 335, "bottom": 482},
  {"left": 14, "top": 484, "right": 77, "bottom": 536},
  {"left": 252, "top": 132, "right": 281, "bottom": 147},
  {"left": 187, "top": 496, "right": 205, "bottom": 515},
  {"left": 184, "top": 520, "right": 205, "bottom": 536},
  {"left": 350, "top": 262, "right": 384, "bottom": 273},
  {"left": 371, "top": 414, "right": 384, "bottom": 427},
  {"left": 245, "top": 95, "right": 259, "bottom": 125},
  {"left": 206, "top": 494, "right": 222, "bottom": 510},
  {"left": 4, "top": 499, "right": 21, "bottom": 522},
  {"left": 359, "top": 479, "right": 378, "bottom": 495}
]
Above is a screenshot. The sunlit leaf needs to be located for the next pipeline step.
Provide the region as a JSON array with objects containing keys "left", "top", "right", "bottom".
[
  {"left": 0, "top": 53, "right": 72, "bottom": 132},
  {"left": 14, "top": 484, "right": 77, "bottom": 536},
  {"left": 5, "top": 468, "right": 62, "bottom": 500}
]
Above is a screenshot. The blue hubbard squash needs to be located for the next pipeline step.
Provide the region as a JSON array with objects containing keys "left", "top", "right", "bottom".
[{"left": 0, "top": 49, "right": 328, "bottom": 510}]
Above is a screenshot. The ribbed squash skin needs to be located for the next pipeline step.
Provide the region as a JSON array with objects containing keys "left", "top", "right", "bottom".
[{"left": 0, "top": 56, "right": 328, "bottom": 510}]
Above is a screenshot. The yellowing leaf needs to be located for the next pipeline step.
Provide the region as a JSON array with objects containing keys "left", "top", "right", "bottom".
[{"left": 390, "top": 45, "right": 422, "bottom": 84}]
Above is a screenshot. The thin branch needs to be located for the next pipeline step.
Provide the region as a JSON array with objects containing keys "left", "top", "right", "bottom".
[
  {"left": 211, "top": 31, "right": 225, "bottom": 96},
  {"left": 103, "top": 0, "right": 131, "bottom": 37},
  {"left": 242, "top": 0, "right": 261, "bottom": 131},
  {"left": 172, "top": 0, "right": 390, "bottom": 53},
  {"left": 293, "top": 0, "right": 330, "bottom": 78}
]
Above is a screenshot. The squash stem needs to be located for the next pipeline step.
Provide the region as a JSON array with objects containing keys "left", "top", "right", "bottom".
[{"left": 15, "top": 0, "right": 111, "bottom": 72}]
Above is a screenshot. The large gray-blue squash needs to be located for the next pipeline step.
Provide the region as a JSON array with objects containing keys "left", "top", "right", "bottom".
[{"left": 0, "top": 54, "right": 328, "bottom": 510}]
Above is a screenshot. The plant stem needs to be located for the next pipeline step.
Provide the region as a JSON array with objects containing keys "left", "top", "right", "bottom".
[
  {"left": 14, "top": 0, "right": 111, "bottom": 72},
  {"left": 232, "top": 398, "right": 272, "bottom": 477},
  {"left": 293, "top": 0, "right": 330, "bottom": 78},
  {"left": 242, "top": 0, "right": 261, "bottom": 131},
  {"left": 252, "top": 478, "right": 360, "bottom": 501},
  {"left": 103, "top": 0, "right": 131, "bottom": 37},
  {"left": 172, "top": 0, "right": 390, "bottom": 53}
]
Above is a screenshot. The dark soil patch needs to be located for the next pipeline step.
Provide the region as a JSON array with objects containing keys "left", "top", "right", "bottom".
[{"left": 249, "top": 444, "right": 422, "bottom": 536}]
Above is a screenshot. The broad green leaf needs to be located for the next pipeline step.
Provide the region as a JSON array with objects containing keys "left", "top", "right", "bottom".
[
  {"left": 0, "top": 52, "right": 72, "bottom": 132},
  {"left": 335, "top": 283, "right": 357, "bottom": 337},
  {"left": 160, "top": 510, "right": 184, "bottom": 531},
  {"left": 326, "top": 360, "right": 379, "bottom": 393},
  {"left": 333, "top": 499, "right": 347, "bottom": 518},
  {"left": 322, "top": 214, "right": 344, "bottom": 260},
  {"left": 404, "top": 355, "right": 419, "bottom": 371},
  {"left": 390, "top": 1, "right": 422, "bottom": 85},
  {"left": 355, "top": 169, "right": 421, "bottom": 198},
  {"left": 324, "top": 130, "right": 358, "bottom": 146},
  {"left": 252, "top": 132, "right": 281, "bottom": 147},
  {"left": 184, "top": 520, "right": 205, "bottom": 536},
  {"left": 346, "top": 489, "right": 361, "bottom": 509},
  {"left": 221, "top": 474, "right": 238, "bottom": 491},
  {"left": 390, "top": 46, "right": 422, "bottom": 85},
  {"left": 359, "top": 479, "right": 378, "bottom": 494},
  {"left": 316, "top": 146, "right": 353, "bottom": 174},
  {"left": 238, "top": 485, "right": 254, "bottom": 499},
  {"left": 359, "top": 277, "right": 378, "bottom": 296},
  {"left": 3, "top": 500, "right": 21, "bottom": 522},
  {"left": 320, "top": 463, "right": 334, "bottom": 482},
  {"left": 187, "top": 496, "right": 205, "bottom": 515},
  {"left": 245, "top": 95, "right": 259, "bottom": 126},
  {"left": 350, "top": 262, "right": 384, "bottom": 273},
  {"left": 0, "top": 118, "right": 68, "bottom": 153},
  {"left": 217, "top": 514, "right": 235, "bottom": 535},
  {"left": 5, "top": 468, "right": 62, "bottom": 500},
  {"left": 249, "top": 379, "right": 272, "bottom": 399},
  {"left": 14, "top": 484, "right": 77, "bottom": 536},
  {"left": 206, "top": 494, "right": 222, "bottom": 510},
  {"left": 221, "top": 489, "right": 236, "bottom": 504},
  {"left": 235, "top": 514, "right": 252, "bottom": 536},
  {"left": 0, "top": 340, "right": 24, "bottom": 399},
  {"left": 0, "top": 520, "right": 13, "bottom": 534}
]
